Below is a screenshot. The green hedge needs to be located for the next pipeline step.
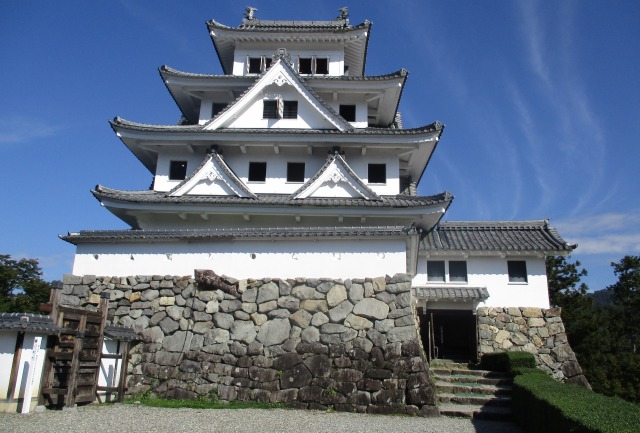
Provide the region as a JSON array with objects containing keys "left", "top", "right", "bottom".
[
  {"left": 480, "top": 351, "right": 536, "bottom": 372},
  {"left": 512, "top": 366, "right": 640, "bottom": 433}
]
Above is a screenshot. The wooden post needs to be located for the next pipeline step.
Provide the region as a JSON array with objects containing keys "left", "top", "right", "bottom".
[
  {"left": 6, "top": 331, "right": 25, "bottom": 404},
  {"left": 64, "top": 313, "right": 86, "bottom": 409},
  {"left": 116, "top": 342, "right": 130, "bottom": 402}
]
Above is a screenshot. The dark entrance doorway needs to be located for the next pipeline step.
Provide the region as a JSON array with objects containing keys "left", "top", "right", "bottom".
[{"left": 420, "top": 309, "right": 477, "bottom": 362}]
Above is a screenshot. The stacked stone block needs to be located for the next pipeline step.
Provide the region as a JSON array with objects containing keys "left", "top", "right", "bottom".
[
  {"left": 61, "top": 273, "right": 438, "bottom": 415},
  {"left": 477, "top": 307, "right": 589, "bottom": 387}
]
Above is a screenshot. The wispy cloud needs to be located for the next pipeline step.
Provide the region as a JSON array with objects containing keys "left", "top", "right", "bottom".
[
  {"left": 555, "top": 211, "right": 640, "bottom": 255},
  {"left": 0, "top": 117, "right": 58, "bottom": 145}
]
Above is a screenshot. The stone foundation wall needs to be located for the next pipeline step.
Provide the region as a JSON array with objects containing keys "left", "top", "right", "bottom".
[
  {"left": 61, "top": 273, "right": 438, "bottom": 415},
  {"left": 477, "top": 307, "right": 589, "bottom": 387}
]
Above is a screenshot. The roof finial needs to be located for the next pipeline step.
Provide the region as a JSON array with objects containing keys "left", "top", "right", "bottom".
[
  {"left": 337, "top": 6, "right": 349, "bottom": 20},
  {"left": 244, "top": 6, "right": 257, "bottom": 21}
]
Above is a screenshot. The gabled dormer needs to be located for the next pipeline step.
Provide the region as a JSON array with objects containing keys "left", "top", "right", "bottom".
[
  {"left": 204, "top": 55, "right": 354, "bottom": 131},
  {"left": 292, "top": 149, "right": 382, "bottom": 200}
]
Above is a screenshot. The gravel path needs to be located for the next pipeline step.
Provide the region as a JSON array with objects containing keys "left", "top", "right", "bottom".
[{"left": 2, "top": 404, "right": 524, "bottom": 433}]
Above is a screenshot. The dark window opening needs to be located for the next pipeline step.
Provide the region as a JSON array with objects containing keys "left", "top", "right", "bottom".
[
  {"left": 299, "top": 58, "right": 312, "bottom": 74},
  {"left": 248, "top": 162, "right": 267, "bottom": 182},
  {"left": 508, "top": 260, "right": 528, "bottom": 283},
  {"left": 212, "top": 103, "right": 227, "bottom": 117},
  {"left": 264, "top": 57, "right": 272, "bottom": 70},
  {"left": 263, "top": 100, "right": 278, "bottom": 119},
  {"left": 427, "top": 261, "right": 445, "bottom": 282},
  {"left": 287, "top": 162, "right": 305, "bottom": 182},
  {"left": 248, "top": 57, "right": 262, "bottom": 74},
  {"left": 315, "top": 58, "right": 328, "bottom": 74},
  {"left": 169, "top": 160, "right": 187, "bottom": 181},
  {"left": 368, "top": 163, "right": 386, "bottom": 184},
  {"left": 340, "top": 104, "right": 356, "bottom": 122},
  {"left": 283, "top": 101, "right": 298, "bottom": 119},
  {"left": 449, "top": 261, "right": 468, "bottom": 282}
]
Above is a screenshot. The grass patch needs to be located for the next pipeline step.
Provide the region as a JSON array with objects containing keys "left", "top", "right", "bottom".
[{"left": 126, "top": 397, "right": 283, "bottom": 410}]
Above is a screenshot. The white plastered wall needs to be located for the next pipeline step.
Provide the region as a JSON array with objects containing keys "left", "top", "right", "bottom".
[
  {"left": 72, "top": 239, "right": 407, "bottom": 279},
  {"left": 0, "top": 333, "right": 48, "bottom": 413},
  {"left": 413, "top": 255, "right": 550, "bottom": 309}
]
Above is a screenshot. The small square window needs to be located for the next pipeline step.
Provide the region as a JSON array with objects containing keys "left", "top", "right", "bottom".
[
  {"left": 449, "top": 261, "right": 468, "bottom": 282},
  {"left": 508, "top": 261, "right": 528, "bottom": 283},
  {"left": 340, "top": 105, "right": 356, "bottom": 122},
  {"left": 315, "top": 58, "right": 329, "bottom": 74},
  {"left": 299, "top": 58, "right": 312, "bottom": 74},
  {"left": 368, "top": 164, "right": 386, "bottom": 184},
  {"left": 263, "top": 100, "right": 278, "bottom": 119},
  {"left": 248, "top": 57, "right": 262, "bottom": 74},
  {"left": 169, "top": 161, "right": 187, "bottom": 181},
  {"left": 427, "top": 261, "right": 445, "bottom": 282},
  {"left": 248, "top": 162, "right": 267, "bottom": 182},
  {"left": 287, "top": 162, "right": 305, "bottom": 182},
  {"left": 283, "top": 101, "right": 298, "bottom": 119}
]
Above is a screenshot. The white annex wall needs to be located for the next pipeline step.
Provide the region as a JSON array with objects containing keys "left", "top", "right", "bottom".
[
  {"left": 0, "top": 333, "right": 48, "bottom": 413},
  {"left": 413, "top": 255, "right": 550, "bottom": 309},
  {"left": 73, "top": 239, "right": 407, "bottom": 279}
]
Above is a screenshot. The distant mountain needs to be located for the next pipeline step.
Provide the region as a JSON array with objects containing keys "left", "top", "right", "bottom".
[{"left": 589, "top": 289, "right": 614, "bottom": 307}]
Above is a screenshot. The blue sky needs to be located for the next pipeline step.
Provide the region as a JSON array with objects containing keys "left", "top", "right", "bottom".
[{"left": 2, "top": 1, "right": 639, "bottom": 291}]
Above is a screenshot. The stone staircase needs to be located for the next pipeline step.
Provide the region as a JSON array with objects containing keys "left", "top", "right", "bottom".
[{"left": 431, "top": 361, "right": 513, "bottom": 421}]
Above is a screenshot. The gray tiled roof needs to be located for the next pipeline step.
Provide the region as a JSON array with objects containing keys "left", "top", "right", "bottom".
[
  {"left": 0, "top": 313, "right": 61, "bottom": 334},
  {"left": 105, "top": 324, "right": 141, "bottom": 342},
  {"left": 61, "top": 225, "right": 414, "bottom": 245},
  {"left": 421, "top": 220, "right": 576, "bottom": 254},
  {"left": 413, "top": 287, "right": 490, "bottom": 302},
  {"left": 160, "top": 65, "right": 408, "bottom": 82},
  {"left": 208, "top": 18, "right": 368, "bottom": 32},
  {"left": 110, "top": 116, "right": 443, "bottom": 135},
  {"left": 93, "top": 186, "right": 452, "bottom": 209}
]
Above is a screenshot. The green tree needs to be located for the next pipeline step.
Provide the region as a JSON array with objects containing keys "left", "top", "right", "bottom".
[
  {"left": 546, "top": 256, "right": 589, "bottom": 307},
  {"left": 608, "top": 255, "right": 640, "bottom": 353},
  {"left": 0, "top": 254, "right": 52, "bottom": 313}
]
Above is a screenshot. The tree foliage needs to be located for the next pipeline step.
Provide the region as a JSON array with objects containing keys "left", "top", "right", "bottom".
[
  {"left": 0, "top": 254, "right": 51, "bottom": 313},
  {"left": 546, "top": 255, "right": 640, "bottom": 403}
]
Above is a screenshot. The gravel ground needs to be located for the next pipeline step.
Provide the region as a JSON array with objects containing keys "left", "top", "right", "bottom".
[{"left": 2, "top": 404, "right": 525, "bottom": 433}]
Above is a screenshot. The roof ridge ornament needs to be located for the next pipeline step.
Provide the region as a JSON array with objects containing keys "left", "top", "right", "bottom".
[
  {"left": 244, "top": 6, "right": 257, "bottom": 21},
  {"left": 337, "top": 6, "right": 349, "bottom": 21}
]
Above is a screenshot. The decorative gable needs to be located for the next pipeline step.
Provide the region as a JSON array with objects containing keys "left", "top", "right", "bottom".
[
  {"left": 168, "top": 149, "right": 256, "bottom": 198},
  {"left": 204, "top": 55, "right": 353, "bottom": 131},
  {"left": 292, "top": 150, "right": 382, "bottom": 200}
]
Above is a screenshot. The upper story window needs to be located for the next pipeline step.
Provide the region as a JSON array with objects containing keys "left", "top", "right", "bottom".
[
  {"left": 339, "top": 105, "right": 356, "bottom": 122},
  {"left": 368, "top": 164, "right": 386, "bottom": 184},
  {"left": 247, "top": 56, "right": 272, "bottom": 74},
  {"left": 263, "top": 100, "right": 298, "bottom": 119},
  {"left": 508, "top": 260, "right": 528, "bottom": 283},
  {"left": 248, "top": 162, "right": 267, "bottom": 182},
  {"left": 283, "top": 101, "right": 298, "bottom": 119},
  {"left": 449, "top": 261, "right": 468, "bottom": 282},
  {"left": 169, "top": 161, "right": 187, "bottom": 181},
  {"left": 287, "top": 162, "right": 305, "bottom": 182},
  {"left": 427, "top": 261, "right": 445, "bottom": 282},
  {"left": 263, "top": 101, "right": 278, "bottom": 119},
  {"left": 298, "top": 56, "right": 329, "bottom": 75}
]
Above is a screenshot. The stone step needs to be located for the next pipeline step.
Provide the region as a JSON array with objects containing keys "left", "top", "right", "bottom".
[
  {"left": 433, "top": 373, "right": 512, "bottom": 386},
  {"left": 439, "top": 403, "right": 513, "bottom": 421},
  {"left": 438, "top": 392, "right": 512, "bottom": 407},
  {"left": 435, "top": 381, "right": 512, "bottom": 396},
  {"left": 432, "top": 367, "right": 511, "bottom": 380}
]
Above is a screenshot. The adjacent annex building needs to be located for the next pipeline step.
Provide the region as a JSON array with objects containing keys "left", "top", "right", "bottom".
[{"left": 61, "top": 9, "right": 575, "bottom": 362}]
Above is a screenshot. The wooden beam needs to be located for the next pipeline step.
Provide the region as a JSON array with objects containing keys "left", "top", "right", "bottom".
[{"left": 6, "top": 331, "right": 25, "bottom": 403}]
